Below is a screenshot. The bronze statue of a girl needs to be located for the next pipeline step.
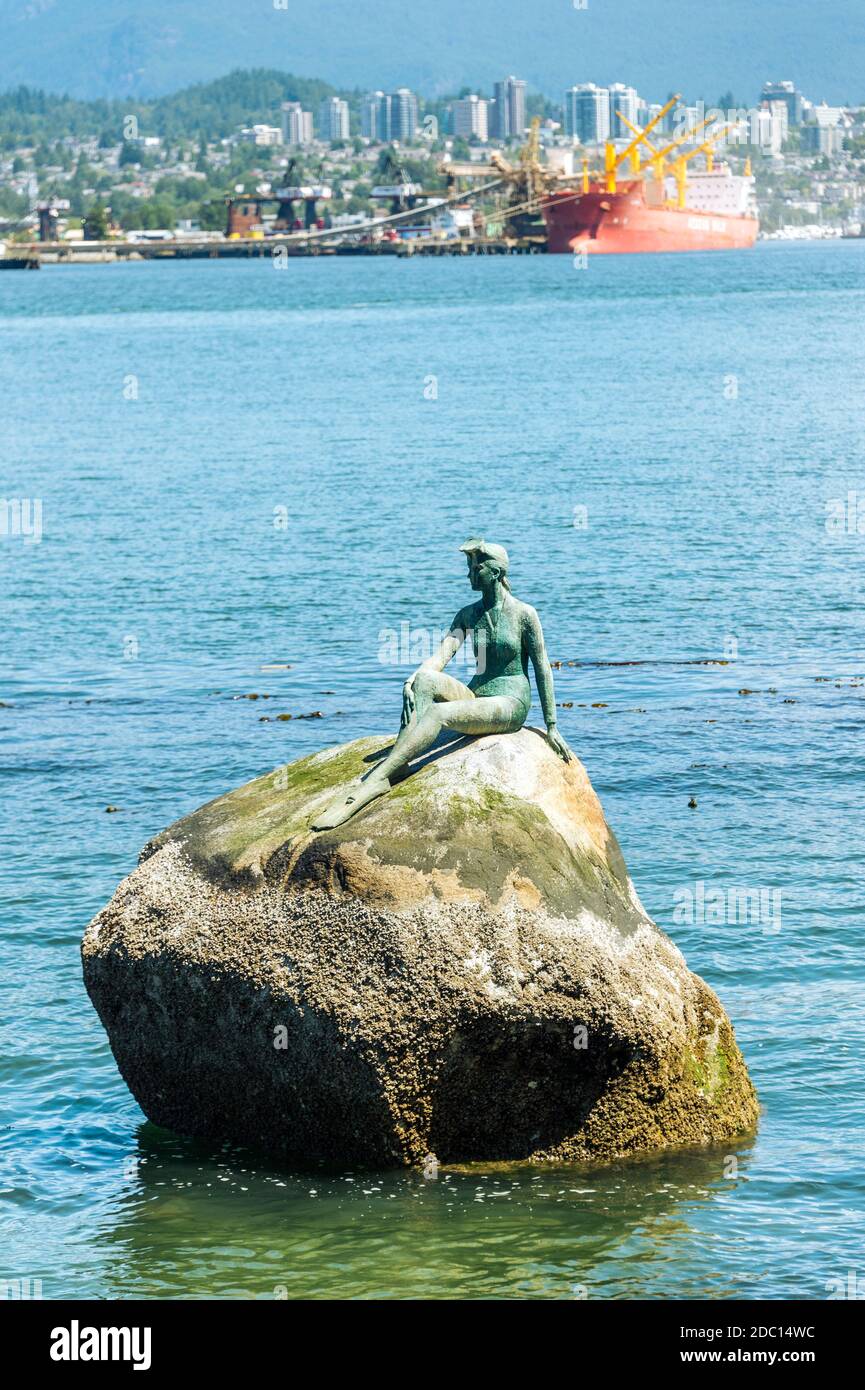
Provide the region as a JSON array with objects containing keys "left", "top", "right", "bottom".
[{"left": 313, "top": 539, "right": 572, "bottom": 829}]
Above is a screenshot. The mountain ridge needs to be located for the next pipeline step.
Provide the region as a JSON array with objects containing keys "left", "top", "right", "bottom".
[{"left": 0, "top": 0, "right": 862, "bottom": 105}]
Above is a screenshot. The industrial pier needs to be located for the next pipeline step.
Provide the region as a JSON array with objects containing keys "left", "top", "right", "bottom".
[{"left": 2, "top": 129, "right": 551, "bottom": 268}]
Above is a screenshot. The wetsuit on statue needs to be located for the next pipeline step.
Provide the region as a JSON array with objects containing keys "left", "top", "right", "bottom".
[{"left": 313, "top": 538, "right": 571, "bottom": 830}]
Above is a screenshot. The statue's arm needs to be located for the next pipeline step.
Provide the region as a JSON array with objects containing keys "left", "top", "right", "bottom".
[
  {"left": 401, "top": 610, "right": 468, "bottom": 728},
  {"left": 525, "top": 607, "right": 573, "bottom": 762},
  {"left": 423, "top": 609, "right": 470, "bottom": 673}
]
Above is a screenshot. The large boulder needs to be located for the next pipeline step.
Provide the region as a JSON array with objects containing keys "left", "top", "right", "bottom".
[{"left": 82, "top": 729, "right": 758, "bottom": 1168}]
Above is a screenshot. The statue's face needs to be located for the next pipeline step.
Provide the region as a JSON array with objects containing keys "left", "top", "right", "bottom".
[{"left": 467, "top": 553, "right": 496, "bottom": 590}]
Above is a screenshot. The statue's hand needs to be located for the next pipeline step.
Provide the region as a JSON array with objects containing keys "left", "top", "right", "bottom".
[
  {"left": 400, "top": 676, "right": 417, "bottom": 730},
  {"left": 546, "top": 726, "right": 573, "bottom": 762}
]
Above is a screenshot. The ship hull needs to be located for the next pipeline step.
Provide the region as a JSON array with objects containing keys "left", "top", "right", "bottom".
[{"left": 544, "top": 186, "right": 758, "bottom": 254}]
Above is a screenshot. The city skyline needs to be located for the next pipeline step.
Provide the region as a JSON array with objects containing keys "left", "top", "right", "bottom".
[{"left": 230, "top": 73, "right": 855, "bottom": 152}]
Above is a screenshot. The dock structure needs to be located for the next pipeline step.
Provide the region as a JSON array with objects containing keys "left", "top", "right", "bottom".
[
  {"left": 6, "top": 154, "right": 522, "bottom": 264},
  {"left": 397, "top": 237, "right": 546, "bottom": 256},
  {"left": 3, "top": 136, "right": 567, "bottom": 267},
  {"left": 8, "top": 144, "right": 555, "bottom": 266},
  {"left": 11, "top": 232, "right": 547, "bottom": 265}
]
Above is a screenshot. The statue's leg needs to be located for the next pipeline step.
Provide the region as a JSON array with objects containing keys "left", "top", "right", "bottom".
[
  {"left": 380, "top": 667, "right": 475, "bottom": 778},
  {"left": 374, "top": 692, "right": 524, "bottom": 784},
  {"left": 312, "top": 681, "right": 524, "bottom": 833},
  {"left": 409, "top": 667, "right": 475, "bottom": 719}
]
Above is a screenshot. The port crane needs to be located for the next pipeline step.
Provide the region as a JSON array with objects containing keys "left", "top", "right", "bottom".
[
  {"left": 370, "top": 147, "right": 434, "bottom": 214},
  {"left": 217, "top": 157, "right": 335, "bottom": 237},
  {"left": 480, "top": 118, "right": 558, "bottom": 240},
  {"left": 272, "top": 156, "right": 333, "bottom": 229}
]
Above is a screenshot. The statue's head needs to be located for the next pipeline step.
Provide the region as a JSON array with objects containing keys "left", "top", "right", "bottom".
[{"left": 460, "top": 538, "right": 511, "bottom": 592}]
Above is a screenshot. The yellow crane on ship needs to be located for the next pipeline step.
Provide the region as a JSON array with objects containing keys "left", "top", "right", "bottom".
[
  {"left": 612, "top": 109, "right": 742, "bottom": 207},
  {"left": 577, "top": 99, "right": 720, "bottom": 196},
  {"left": 668, "top": 127, "right": 737, "bottom": 208},
  {"left": 607, "top": 93, "right": 681, "bottom": 182},
  {"left": 605, "top": 107, "right": 719, "bottom": 191}
]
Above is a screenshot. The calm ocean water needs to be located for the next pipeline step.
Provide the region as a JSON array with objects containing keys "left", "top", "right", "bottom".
[{"left": 1, "top": 243, "right": 864, "bottom": 1300}]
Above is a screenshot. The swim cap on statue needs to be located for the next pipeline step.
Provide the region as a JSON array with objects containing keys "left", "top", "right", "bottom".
[{"left": 459, "top": 538, "right": 510, "bottom": 573}]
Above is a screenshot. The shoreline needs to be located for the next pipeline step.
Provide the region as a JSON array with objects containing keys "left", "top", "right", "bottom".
[{"left": 3, "top": 231, "right": 861, "bottom": 270}]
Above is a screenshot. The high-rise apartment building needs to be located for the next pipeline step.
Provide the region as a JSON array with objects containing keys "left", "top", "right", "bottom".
[
  {"left": 319, "top": 97, "right": 350, "bottom": 142},
  {"left": 361, "top": 88, "right": 419, "bottom": 142},
  {"left": 281, "top": 102, "right": 313, "bottom": 147},
  {"left": 608, "top": 84, "right": 639, "bottom": 138},
  {"left": 564, "top": 84, "right": 610, "bottom": 144},
  {"left": 801, "top": 123, "right": 843, "bottom": 156},
  {"left": 361, "top": 92, "right": 385, "bottom": 140},
  {"left": 751, "top": 105, "right": 786, "bottom": 152},
  {"left": 492, "top": 76, "right": 527, "bottom": 141},
  {"left": 453, "top": 95, "right": 489, "bottom": 142},
  {"left": 387, "top": 88, "right": 419, "bottom": 142},
  {"left": 761, "top": 80, "right": 804, "bottom": 127}
]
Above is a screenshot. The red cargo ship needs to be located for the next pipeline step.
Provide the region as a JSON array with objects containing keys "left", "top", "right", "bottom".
[
  {"left": 540, "top": 93, "right": 759, "bottom": 255},
  {"left": 543, "top": 168, "right": 759, "bottom": 255}
]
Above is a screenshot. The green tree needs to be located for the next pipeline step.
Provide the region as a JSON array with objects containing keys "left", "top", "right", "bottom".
[
  {"left": 198, "top": 198, "right": 225, "bottom": 231},
  {"left": 119, "top": 140, "right": 142, "bottom": 166},
  {"left": 83, "top": 201, "right": 110, "bottom": 238},
  {"left": 137, "top": 199, "right": 176, "bottom": 230}
]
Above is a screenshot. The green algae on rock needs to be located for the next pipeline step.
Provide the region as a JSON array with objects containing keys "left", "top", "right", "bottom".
[{"left": 82, "top": 728, "right": 758, "bottom": 1168}]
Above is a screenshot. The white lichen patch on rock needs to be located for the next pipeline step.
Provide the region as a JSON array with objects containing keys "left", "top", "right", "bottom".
[{"left": 82, "top": 729, "right": 758, "bottom": 1169}]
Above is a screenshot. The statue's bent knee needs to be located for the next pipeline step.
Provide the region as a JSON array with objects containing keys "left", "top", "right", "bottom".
[{"left": 413, "top": 669, "right": 440, "bottom": 700}]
